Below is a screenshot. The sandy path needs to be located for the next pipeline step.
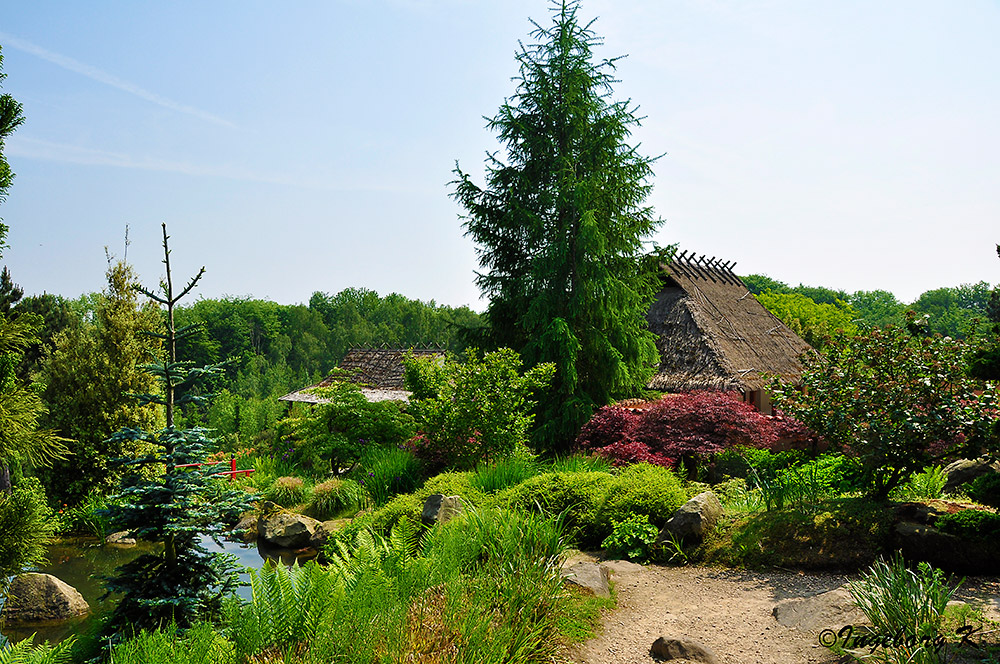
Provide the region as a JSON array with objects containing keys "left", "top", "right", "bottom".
[{"left": 566, "top": 563, "right": 855, "bottom": 664}]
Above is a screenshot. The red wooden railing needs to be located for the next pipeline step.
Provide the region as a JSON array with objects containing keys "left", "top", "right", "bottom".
[{"left": 175, "top": 454, "right": 255, "bottom": 482}]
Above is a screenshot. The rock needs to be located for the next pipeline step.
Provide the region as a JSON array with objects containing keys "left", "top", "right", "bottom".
[
  {"left": 1, "top": 573, "right": 89, "bottom": 624},
  {"left": 231, "top": 513, "right": 259, "bottom": 542},
  {"left": 892, "top": 521, "right": 1000, "bottom": 573},
  {"left": 649, "top": 636, "right": 721, "bottom": 663},
  {"left": 421, "top": 494, "right": 465, "bottom": 527},
  {"left": 657, "top": 491, "right": 723, "bottom": 544},
  {"left": 772, "top": 586, "right": 866, "bottom": 632},
  {"left": 561, "top": 562, "right": 611, "bottom": 598},
  {"left": 601, "top": 559, "right": 646, "bottom": 575},
  {"left": 105, "top": 531, "right": 136, "bottom": 546},
  {"left": 893, "top": 502, "right": 943, "bottom": 525},
  {"left": 257, "top": 510, "right": 323, "bottom": 549},
  {"left": 943, "top": 458, "right": 1000, "bottom": 493}
]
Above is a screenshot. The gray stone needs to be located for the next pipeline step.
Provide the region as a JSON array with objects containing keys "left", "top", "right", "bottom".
[
  {"left": 104, "top": 531, "right": 136, "bottom": 546},
  {"left": 657, "top": 491, "right": 723, "bottom": 544},
  {"left": 561, "top": 562, "right": 611, "bottom": 598},
  {"left": 1, "top": 573, "right": 89, "bottom": 624},
  {"left": 943, "top": 458, "right": 1000, "bottom": 493},
  {"left": 231, "top": 513, "right": 259, "bottom": 542},
  {"left": 772, "top": 586, "right": 866, "bottom": 632},
  {"left": 257, "top": 510, "right": 323, "bottom": 549},
  {"left": 649, "top": 636, "right": 721, "bottom": 663},
  {"left": 421, "top": 494, "right": 465, "bottom": 527}
]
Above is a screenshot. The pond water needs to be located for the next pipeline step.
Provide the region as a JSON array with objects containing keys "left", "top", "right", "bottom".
[{"left": 1, "top": 535, "right": 317, "bottom": 645}]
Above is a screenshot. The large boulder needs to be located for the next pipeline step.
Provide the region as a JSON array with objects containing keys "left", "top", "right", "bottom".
[
  {"left": 561, "top": 562, "right": 611, "bottom": 598},
  {"left": 1, "top": 573, "right": 89, "bottom": 624},
  {"left": 649, "top": 636, "right": 721, "bottom": 663},
  {"left": 421, "top": 494, "right": 465, "bottom": 527},
  {"left": 772, "top": 586, "right": 866, "bottom": 632},
  {"left": 657, "top": 491, "right": 723, "bottom": 544},
  {"left": 892, "top": 521, "right": 1000, "bottom": 573},
  {"left": 943, "top": 458, "right": 1000, "bottom": 493},
  {"left": 258, "top": 510, "right": 323, "bottom": 549}
]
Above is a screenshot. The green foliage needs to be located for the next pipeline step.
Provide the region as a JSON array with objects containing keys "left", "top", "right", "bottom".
[
  {"left": 404, "top": 348, "right": 554, "bottom": 469},
  {"left": 496, "top": 471, "right": 612, "bottom": 546},
  {"left": 935, "top": 509, "right": 1000, "bottom": 541},
  {"left": 0, "top": 45, "right": 25, "bottom": 213},
  {"left": 597, "top": 463, "right": 687, "bottom": 534},
  {"left": 755, "top": 291, "right": 857, "bottom": 348},
  {"left": 0, "top": 477, "right": 56, "bottom": 599},
  {"left": 840, "top": 556, "right": 959, "bottom": 664},
  {"left": 54, "top": 491, "right": 110, "bottom": 538},
  {"left": 223, "top": 560, "right": 336, "bottom": 660},
  {"left": 770, "top": 321, "right": 999, "bottom": 501},
  {"left": 106, "top": 623, "right": 232, "bottom": 664},
  {"left": 0, "top": 637, "right": 74, "bottom": 664},
  {"left": 306, "top": 478, "right": 368, "bottom": 520},
  {"left": 848, "top": 289, "right": 906, "bottom": 329},
  {"left": 964, "top": 473, "right": 1000, "bottom": 508},
  {"left": 38, "top": 259, "right": 163, "bottom": 505},
  {"left": 351, "top": 445, "right": 426, "bottom": 507},
  {"left": 891, "top": 466, "right": 948, "bottom": 501},
  {"left": 103, "top": 225, "right": 253, "bottom": 634},
  {"left": 453, "top": 1, "right": 663, "bottom": 454},
  {"left": 601, "top": 513, "right": 658, "bottom": 561},
  {"left": 263, "top": 476, "right": 310, "bottom": 507},
  {"left": 472, "top": 456, "right": 540, "bottom": 493},
  {"left": 277, "top": 378, "right": 415, "bottom": 475},
  {"left": 546, "top": 453, "right": 612, "bottom": 474},
  {"left": 713, "top": 446, "right": 805, "bottom": 480},
  {"left": 910, "top": 281, "right": 994, "bottom": 339}
]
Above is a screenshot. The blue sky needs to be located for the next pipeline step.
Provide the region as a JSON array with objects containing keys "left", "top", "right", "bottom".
[{"left": 2, "top": 1, "right": 998, "bottom": 308}]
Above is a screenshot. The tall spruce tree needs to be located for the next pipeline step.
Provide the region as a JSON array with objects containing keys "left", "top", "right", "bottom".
[
  {"left": 453, "top": 0, "right": 662, "bottom": 452},
  {"left": 104, "top": 224, "right": 251, "bottom": 633}
]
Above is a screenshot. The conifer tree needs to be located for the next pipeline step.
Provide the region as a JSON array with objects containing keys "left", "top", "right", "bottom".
[
  {"left": 453, "top": 0, "right": 662, "bottom": 452},
  {"left": 104, "top": 224, "right": 251, "bottom": 633}
]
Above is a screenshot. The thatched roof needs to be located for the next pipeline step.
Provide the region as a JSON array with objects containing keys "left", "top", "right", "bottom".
[
  {"left": 278, "top": 348, "right": 443, "bottom": 404},
  {"left": 646, "top": 254, "right": 812, "bottom": 392}
]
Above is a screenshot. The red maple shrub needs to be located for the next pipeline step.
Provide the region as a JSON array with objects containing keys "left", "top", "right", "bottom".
[{"left": 576, "top": 391, "right": 811, "bottom": 476}]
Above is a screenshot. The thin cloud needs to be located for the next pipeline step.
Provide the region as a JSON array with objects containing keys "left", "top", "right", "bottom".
[
  {"left": 6, "top": 136, "right": 431, "bottom": 195},
  {"left": 0, "top": 31, "right": 235, "bottom": 129}
]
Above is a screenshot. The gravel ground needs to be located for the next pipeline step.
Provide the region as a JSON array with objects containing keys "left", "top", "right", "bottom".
[{"left": 563, "top": 562, "right": 1000, "bottom": 664}]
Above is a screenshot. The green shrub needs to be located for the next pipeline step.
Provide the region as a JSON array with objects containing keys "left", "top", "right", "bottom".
[
  {"left": 546, "top": 453, "right": 612, "bottom": 474},
  {"left": 935, "top": 509, "right": 1000, "bottom": 541},
  {"left": 325, "top": 492, "right": 423, "bottom": 554},
  {"left": 352, "top": 446, "right": 426, "bottom": 507},
  {"left": 601, "top": 514, "right": 658, "bottom": 561},
  {"left": 263, "top": 476, "right": 310, "bottom": 507},
  {"left": 713, "top": 446, "right": 804, "bottom": 480},
  {"left": 0, "top": 636, "right": 75, "bottom": 664},
  {"left": 415, "top": 471, "right": 486, "bottom": 505},
  {"left": 307, "top": 478, "right": 368, "bottom": 520},
  {"left": 892, "top": 466, "right": 948, "bottom": 501},
  {"left": 964, "top": 473, "right": 1000, "bottom": 508},
  {"left": 597, "top": 463, "right": 686, "bottom": 537},
  {"left": 495, "top": 471, "right": 613, "bottom": 547},
  {"left": 108, "top": 623, "right": 233, "bottom": 664},
  {"left": 55, "top": 491, "right": 110, "bottom": 538},
  {"left": 472, "top": 456, "right": 539, "bottom": 493}
]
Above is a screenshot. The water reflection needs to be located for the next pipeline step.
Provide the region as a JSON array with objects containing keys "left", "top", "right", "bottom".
[{"left": 1, "top": 535, "right": 317, "bottom": 645}]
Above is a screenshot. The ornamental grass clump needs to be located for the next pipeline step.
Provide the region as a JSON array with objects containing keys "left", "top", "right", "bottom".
[
  {"left": 263, "top": 476, "right": 310, "bottom": 507},
  {"left": 306, "top": 478, "right": 368, "bottom": 519},
  {"left": 839, "top": 555, "right": 960, "bottom": 664}
]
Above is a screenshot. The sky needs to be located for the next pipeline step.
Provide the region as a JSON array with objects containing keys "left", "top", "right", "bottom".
[{"left": 1, "top": 0, "right": 998, "bottom": 310}]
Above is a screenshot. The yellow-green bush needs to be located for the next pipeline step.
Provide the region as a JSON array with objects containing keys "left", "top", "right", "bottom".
[
  {"left": 495, "top": 471, "right": 613, "bottom": 546},
  {"left": 597, "top": 463, "right": 687, "bottom": 533}
]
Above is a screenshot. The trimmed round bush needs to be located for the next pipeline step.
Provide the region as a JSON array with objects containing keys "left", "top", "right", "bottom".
[
  {"left": 264, "top": 476, "right": 310, "bottom": 507},
  {"left": 597, "top": 463, "right": 687, "bottom": 536},
  {"left": 936, "top": 509, "right": 1000, "bottom": 542},
  {"left": 495, "top": 471, "right": 614, "bottom": 547}
]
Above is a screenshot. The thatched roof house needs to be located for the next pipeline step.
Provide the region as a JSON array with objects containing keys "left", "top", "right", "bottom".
[
  {"left": 278, "top": 348, "right": 443, "bottom": 404},
  {"left": 645, "top": 253, "right": 811, "bottom": 412}
]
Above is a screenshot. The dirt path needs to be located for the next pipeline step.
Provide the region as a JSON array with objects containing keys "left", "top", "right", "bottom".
[
  {"left": 564, "top": 563, "right": 1000, "bottom": 664},
  {"left": 566, "top": 562, "right": 851, "bottom": 664}
]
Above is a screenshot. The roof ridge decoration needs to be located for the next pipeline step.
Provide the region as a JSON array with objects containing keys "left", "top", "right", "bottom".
[{"left": 669, "top": 250, "right": 744, "bottom": 286}]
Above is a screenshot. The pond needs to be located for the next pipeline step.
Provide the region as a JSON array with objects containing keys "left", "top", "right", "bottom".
[{"left": 1, "top": 534, "right": 317, "bottom": 645}]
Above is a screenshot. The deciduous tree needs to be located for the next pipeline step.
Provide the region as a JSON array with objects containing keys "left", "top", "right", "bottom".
[{"left": 453, "top": 1, "right": 662, "bottom": 452}]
